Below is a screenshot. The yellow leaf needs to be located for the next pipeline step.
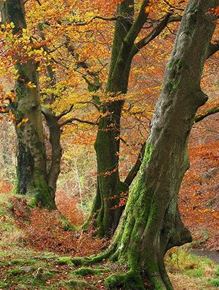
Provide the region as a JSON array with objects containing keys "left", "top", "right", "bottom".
[
  {"left": 145, "top": 6, "right": 150, "bottom": 14},
  {"left": 27, "top": 82, "right": 36, "bottom": 89}
]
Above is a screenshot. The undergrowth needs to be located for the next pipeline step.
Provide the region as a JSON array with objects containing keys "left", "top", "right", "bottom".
[{"left": 0, "top": 189, "right": 218, "bottom": 289}]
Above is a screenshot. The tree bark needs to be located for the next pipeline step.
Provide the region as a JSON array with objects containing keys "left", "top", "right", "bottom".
[
  {"left": 75, "top": 0, "right": 218, "bottom": 288},
  {"left": 106, "top": 1, "right": 217, "bottom": 288},
  {"left": 16, "top": 141, "right": 34, "bottom": 194},
  {"left": 89, "top": 0, "right": 155, "bottom": 237},
  {"left": 89, "top": 0, "right": 134, "bottom": 236},
  {"left": 42, "top": 107, "right": 62, "bottom": 194},
  {"left": 2, "top": 0, "right": 56, "bottom": 209},
  {"left": 89, "top": 0, "right": 180, "bottom": 237}
]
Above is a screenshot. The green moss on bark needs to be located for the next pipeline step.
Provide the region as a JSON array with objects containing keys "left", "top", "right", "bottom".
[
  {"left": 105, "top": 271, "right": 145, "bottom": 290},
  {"left": 73, "top": 267, "right": 109, "bottom": 276},
  {"left": 34, "top": 173, "right": 55, "bottom": 210}
]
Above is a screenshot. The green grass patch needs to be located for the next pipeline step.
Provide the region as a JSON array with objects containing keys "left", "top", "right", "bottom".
[
  {"left": 166, "top": 247, "right": 213, "bottom": 271},
  {"left": 56, "top": 256, "right": 73, "bottom": 265},
  {"left": 166, "top": 246, "right": 219, "bottom": 289},
  {"left": 60, "top": 278, "right": 95, "bottom": 289},
  {"left": 209, "top": 278, "right": 219, "bottom": 287},
  {"left": 185, "top": 267, "right": 204, "bottom": 278},
  {"left": 4, "top": 266, "right": 56, "bottom": 288},
  {"left": 0, "top": 281, "right": 9, "bottom": 288},
  {"left": 215, "top": 266, "right": 219, "bottom": 277}
]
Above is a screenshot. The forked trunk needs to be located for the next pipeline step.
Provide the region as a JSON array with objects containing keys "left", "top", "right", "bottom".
[
  {"left": 15, "top": 60, "right": 55, "bottom": 209},
  {"left": 2, "top": 0, "right": 56, "bottom": 209}
]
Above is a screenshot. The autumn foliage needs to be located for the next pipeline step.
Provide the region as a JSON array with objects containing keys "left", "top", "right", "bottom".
[
  {"left": 10, "top": 196, "right": 107, "bottom": 256},
  {"left": 180, "top": 140, "right": 219, "bottom": 250},
  {"left": 0, "top": 0, "right": 218, "bottom": 270}
]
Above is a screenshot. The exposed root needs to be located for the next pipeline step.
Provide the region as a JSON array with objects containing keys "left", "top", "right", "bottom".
[
  {"left": 73, "top": 267, "right": 109, "bottom": 276},
  {"left": 147, "top": 273, "right": 173, "bottom": 290},
  {"left": 105, "top": 270, "right": 146, "bottom": 290},
  {"left": 71, "top": 246, "right": 114, "bottom": 266}
]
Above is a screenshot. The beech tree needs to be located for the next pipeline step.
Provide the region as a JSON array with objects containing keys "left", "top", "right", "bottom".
[
  {"left": 73, "top": 0, "right": 218, "bottom": 289},
  {"left": 89, "top": 0, "right": 219, "bottom": 238},
  {"left": 89, "top": 0, "right": 182, "bottom": 237},
  {"left": 1, "top": 0, "right": 56, "bottom": 208},
  {"left": 0, "top": 0, "right": 83, "bottom": 207}
]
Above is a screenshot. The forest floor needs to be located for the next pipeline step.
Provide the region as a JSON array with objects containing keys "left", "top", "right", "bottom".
[{"left": 0, "top": 187, "right": 219, "bottom": 290}]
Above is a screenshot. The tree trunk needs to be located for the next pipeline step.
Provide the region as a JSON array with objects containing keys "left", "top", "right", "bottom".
[
  {"left": 2, "top": 0, "right": 56, "bottom": 209},
  {"left": 16, "top": 141, "right": 34, "bottom": 194},
  {"left": 42, "top": 108, "right": 62, "bottom": 194},
  {"left": 89, "top": 0, "right": 135, "bottom": 237},
  {"left": 89, "top": 0, "right": 166, "bottom": 237},
  {"left": 79, "top": 0, "right": 217, "bottom": 288}
]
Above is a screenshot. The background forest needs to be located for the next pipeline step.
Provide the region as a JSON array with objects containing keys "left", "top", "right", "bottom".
[{"left": 0, "top": 0, "right": 218, "bottom": 289}]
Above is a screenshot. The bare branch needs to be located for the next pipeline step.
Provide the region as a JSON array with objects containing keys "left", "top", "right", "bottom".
[
  {"left": 163, "top": 0, "right": 184, "bottom": 11},
  {"left": 77, "top": 101, "right": 100, "bottom": 111},
  {"left": 124, "top": 142, "right": 146, "bottom": 187},
  {"left": 73, "top": 15, "right": 118, "bottom": 26},
  {"left": 60, "top": 117, "right": 98, "bottom": 127},
  {"left": 132, "top": 12, "right": 181, "bottom": 55},
  {"left": 35, "top": 0, "right": 42, "bottom": 6},
  {"left": 195, "top": 106, "right": 219, "bottom": 123},
  {"left": 124, "top": 0, "right": 150, "bottom": 47},
  {"left": 56, "top": 105, "right": 74, "bottom": 120},
  {"left": 207, "top": 41, "right": 219, "bottom": 58},
  {"left": 64, "top": 36, "right": 101, "bottom": 92},
  {"left": 24, "top": 0, "right": 41, "bottom": 5}
]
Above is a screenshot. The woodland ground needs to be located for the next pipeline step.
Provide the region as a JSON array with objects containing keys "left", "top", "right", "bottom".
[{"left": 0, "top": 183, "right": 219, "bottom": 290}]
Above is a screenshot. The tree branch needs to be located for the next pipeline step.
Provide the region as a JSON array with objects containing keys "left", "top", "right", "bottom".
[
  {"left": 60, "top": 117, "right": 98, "bottom": 127},
  {"left": 194, "top": 106, "right": 219, "bottom": 123},
  {"left": 207, "top": 41, "right": 219, "bottom": 58},
  {"left": 131, "top": 13, "right": 182, "bottom": 56},
  {"left": 163, "top": 0, "right": 184, "bottom": 11},
  {"left": 124, "top": 0, "right": 150, "bottom": 47},
  {"left": 56, "top": 105, "right": 74, "bottom": 120},
  {"left": 124, "top": 142, "right": 146, "bottom": 187},
  {"left": 77, "top": 101, "right": 100, "bottom": 111},
  {"left": 73, "top": 15, "right": 119, "bottom": 26},
  {"left": 36, "top": 0, "right": 41, "bottom": 5},
  {"left": 132, "top": 12, "right": 174, "bottom": 55},
  {"left": 64, "top": 36, "right": 101, "bottom": 92}
]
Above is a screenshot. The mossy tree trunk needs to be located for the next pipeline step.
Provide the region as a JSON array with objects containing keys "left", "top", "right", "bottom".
[
  {"left": 2, "top": 0, "right": 56, "bottom": 209},
  {"left": 90, "top": 0, "right": 152, "bottom": 237},
  {"left": 107, "top": 1, "right": 217, "bottom": 288},
  {"left": 78, "top": 1, "right": 217, "bottom": 288},
  {"left": 90, "top": 0, "right": 180, "bottom": 237}
]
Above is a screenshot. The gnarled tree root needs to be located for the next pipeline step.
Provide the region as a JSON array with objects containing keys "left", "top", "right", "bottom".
[
  {"left": 73, "top": 266, "right": 109, "bottom": 276},
  {"left": 105, "top": 271, "right": 146, "bottom": 290},
  {"left": 71, "top": 246, "right": 115, "bottom": 266}
]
